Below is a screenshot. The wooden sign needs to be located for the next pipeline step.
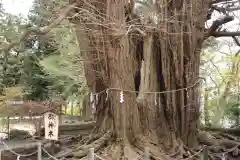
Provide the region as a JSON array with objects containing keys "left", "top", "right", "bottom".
[{"left": 44, "top": 111, "right": 59, "bottom": 140}]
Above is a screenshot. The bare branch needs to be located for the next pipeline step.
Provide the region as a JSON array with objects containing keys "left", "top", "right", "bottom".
[
  {"left": 213, "top": 6, "right": 240, "bottom": 12},
  {"left": 0, "top": 3, "right": 77, "bottom": 53},
  {"left": 232, "top": 36, "right": 240, "bottom": 47},
  {"left": 210, "top": 0, "right": 236, "bottom": 5},
  {"left": 207, "top": 16, "right": 240, "bottom": 37},
  {"left": 208, "top": 16, "right": 234, "bottom": 36},
  {"left": 212, "top": 31, "right": 240, "bottom": 37}
]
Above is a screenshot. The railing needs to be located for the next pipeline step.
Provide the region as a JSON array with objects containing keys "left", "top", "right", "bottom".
[
  {"left": 86, "top": 147, "right": 206, "bottom": 160},
  {"left": 0, "top": 141, "right": 205, "bottom": 160},
  {"left": 0, "top": 141, "right": 66, "bottom": 160},
  {"left": 0, "top": 140, "right": 237, "bottom": 160},
  {"left": 87, "top": 147, "right": 151, "bottom": 160}
]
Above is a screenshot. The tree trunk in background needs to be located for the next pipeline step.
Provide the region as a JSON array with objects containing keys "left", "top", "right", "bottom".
[
  {"left": 204, "top": 88, "right": 211, "bottom": 127},
  {"left": 65, "top": 105, "right": 67, "bottom": 114},
  {"left": 71, "top": 102, "right": 73, "bottom": 116},
  {"left": 82, "top": 96, "right": 86, "bottom": 118},
  {"left": 82, "top": 94, "right": 92, "bottom": 120},
  {"left": 72, "top": 0, "right": 208, "bottom": 154}
]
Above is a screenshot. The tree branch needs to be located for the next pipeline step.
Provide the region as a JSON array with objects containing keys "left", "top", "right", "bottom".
[
  {"left": 232, "top": 36, "right": 240, "bottom": 46},
  {"left": 210, "top": 0, "right": 235, "bottom": 5},
  {"left": 212, "top": 6, "right": 240, "bottom": 14},
  {"left": 207, "top": 16, "right": 234, "bottom": 36},
  {"left": 205, "top": 16, "right": 240, "bottom": 37},
  {"left": 212, "top": 31, "right": 240, "bottom": 37},
  {"left": 0, "top": 3, "right": 77, "bottom": 53}
]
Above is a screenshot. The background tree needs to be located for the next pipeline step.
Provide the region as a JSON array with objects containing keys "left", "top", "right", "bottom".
[{"left": 200, "top": 35, "right": 240, "bottom": 128}]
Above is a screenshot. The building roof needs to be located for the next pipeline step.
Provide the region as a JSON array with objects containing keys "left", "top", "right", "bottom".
[{"left": 0, "top": 100, "right": 62, "bottom": 117}]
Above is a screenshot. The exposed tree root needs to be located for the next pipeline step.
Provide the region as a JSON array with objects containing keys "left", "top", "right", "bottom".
[
  {"left": 55, "top": 131, "right": 112, "bottom": 159},
  {"left": 198, "top": 131, "right": 240, "bottom": 159},
  {"left": 73, "top": 133, "right": 111, "bottom": 158},
  {"left": 203, "top": 127, "right": 240, "bottom": 136},
  {"left": 134, "top": 136, "right": 172, "bottom": 160},
  {"left": 54, "top": 130, "right": 240, "bottom": 160}
]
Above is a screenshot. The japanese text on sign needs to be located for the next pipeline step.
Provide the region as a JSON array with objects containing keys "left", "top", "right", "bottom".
[{"left": 44, "top": 112, "right": 59, "bottom": 140}]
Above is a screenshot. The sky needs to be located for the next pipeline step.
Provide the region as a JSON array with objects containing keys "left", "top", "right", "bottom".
[{"left": 1, "top": 0, "right": 34, "bottom": 17}]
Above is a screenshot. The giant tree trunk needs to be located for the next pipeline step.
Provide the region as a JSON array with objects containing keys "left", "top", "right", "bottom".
[{"left": 72, "top": 0, "right": 208, "bottom": 158}]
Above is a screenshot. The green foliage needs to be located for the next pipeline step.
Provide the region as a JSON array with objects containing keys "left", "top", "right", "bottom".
[
  {"left": 0, "top": 6, "right": 28, "bottom": 93},
  {"left": 201, "top": 37, "right": 240, "bottom": 128},
  {"left": 39, "top": 28, "right": 88, "bottom": 101},
  {"left": 21, "top": 52, "right": 53, "bottom": 100},
  {"left": 23, "top": 0, "right": 88, "bottom": 102},
  {"left": 65, "top": 106, "right": 82, "bottom": 116}
]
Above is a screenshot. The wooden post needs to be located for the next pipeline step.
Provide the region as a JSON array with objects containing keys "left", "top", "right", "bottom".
[
  {"left": 88, "top": 148, "right": 94, "bottom": 160},
  {"left": 203, "top": 146, "right": 208, "bottom": 160},
  {"left": 37, "top": 142, "right": 42, "bottom": 160},
  {"left": 82, "top": 97, "right": 86, "bottom": 119},
  {"left": 144, "top": 147, "right": 150, "bottom": 160},
  {"left": 51, "top": 140, "right": 55, "bottom": 154}
]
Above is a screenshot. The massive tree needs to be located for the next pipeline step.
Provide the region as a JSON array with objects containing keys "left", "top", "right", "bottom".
[
  {"left": 69, "top": 0, "right": 240, "bottom": 159},
  {"left": 1, "top": 0, "right": 240, "bottom": 159},
  {"left": 71, "top": 1, "right": 206, "bottom": 158}
]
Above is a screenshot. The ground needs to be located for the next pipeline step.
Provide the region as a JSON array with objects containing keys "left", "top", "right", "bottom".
[{"left": 1, "top": 116, "right": 240, "bottom": 160}]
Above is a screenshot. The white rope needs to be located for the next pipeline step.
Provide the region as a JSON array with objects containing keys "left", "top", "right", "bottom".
[
  {"left": 94, "top": 153, "right": 106, "bottom": 160},
  {"left": 94, "top": 151, "right": 145, "bottom": 160},
  {"left": 134, "top": 154, "right": 143, "bottom": 160},
  {"left": 1, "top": 141, "right": 38, "bottom": 157},
  {"left": 41, "top": 147, "right": 66, "bottom": 160},
  {"left": 41, "top": 147, "right": 59, "bottom": 160},
  {"left": 91, "top": 79, "right": 202, "bottom": 96},
  {"left": 179, "top": 147, "right": 205, "bottom": 160}
]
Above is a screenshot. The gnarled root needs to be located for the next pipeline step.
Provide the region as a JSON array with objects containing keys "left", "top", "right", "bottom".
[
  {"left": 57, "top": 130, "right": 240, "bottom": 160},
  {"left": 198, "top": 131, "right": 240, "bottom": 159},
  {"left": 73, "top": 131, "right": 112, "bottom": 158},
  {"left": 55, "top": 131, "right": 112, "bottom": 159}
]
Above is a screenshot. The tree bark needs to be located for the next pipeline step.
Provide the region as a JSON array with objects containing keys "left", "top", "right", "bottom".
[{"left": 71, "top": 0, "right": 208, "bottom": 155}]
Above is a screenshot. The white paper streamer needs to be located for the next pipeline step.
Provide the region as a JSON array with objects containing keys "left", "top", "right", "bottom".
[
  {"left": 96, "top": 94, "right": 99, "bottom": 103},
  {"left": 92, "top": 101, "right": 95, "bottom": 109},
  {"left": 120, "top": 91, "right": 124, "bottom": 103},
  {"left": 90, "top": 92, "right": 94, "bottom": 103},
  {"left": 105, "top": 89, "right": 109, "bottom": 101}
]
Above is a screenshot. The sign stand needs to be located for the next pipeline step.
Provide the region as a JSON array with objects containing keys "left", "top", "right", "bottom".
[{"left": 37, "top": 142, "right": 42, "bottom": 160}]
